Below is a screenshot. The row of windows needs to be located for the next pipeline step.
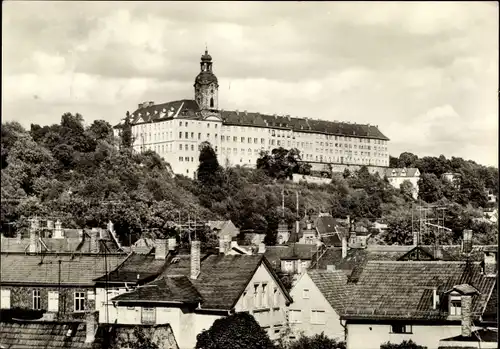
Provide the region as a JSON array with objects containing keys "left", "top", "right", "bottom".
[
  {"left": 179, "top": 121, "right": 218, "bottom": 129},
  {"left": 289, "top": 309, "right": 326, "bottom": 324},
  {"left": 241, "top": 283, "right": 281, "bottom": 310},
  {"left": 0, "top": 289, "right": 85, "bottom": 312}
]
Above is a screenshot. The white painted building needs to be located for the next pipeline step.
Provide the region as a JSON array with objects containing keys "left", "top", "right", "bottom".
[
  {"left": 341, "top": 256, "right": 497, "bottom": 349},
  {"left": 288, "top": 269, "right": 350, "bottom": 341},
  {"left": 104, "top": 242, "right": 293, "bottom": 349},
  {"left": 114, "top": 50, "right": 390, "bottom": 178},
  {"left": 384, "top": 167, "right": 420, "bottom": 199}
]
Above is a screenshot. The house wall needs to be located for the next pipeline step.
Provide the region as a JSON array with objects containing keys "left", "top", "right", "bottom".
[
  {"left": 346, "top": 323, "right": 465, "bottom": 349},
  {"left": 233, "top": 262, "right": 289, "bottom": 340},
  {"left": 289, "top": 273, "right": 345, "bottom": 341},
  {"left": 0, "top": 285, "right": 95, "bottom": 319}
]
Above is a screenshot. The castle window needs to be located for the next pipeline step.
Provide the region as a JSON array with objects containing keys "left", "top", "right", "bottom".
[
  {"left": 210, "top": 97, "right": 214, "bottom": 108},
  {"left": 32, "top": 290, "right": 41, "bottom": 310},
  {"left": 198, "top": 133, "right": 201, "bottom": 140},
  {"left": 179, "top": 132, "right": 182, "bottom": 139}
]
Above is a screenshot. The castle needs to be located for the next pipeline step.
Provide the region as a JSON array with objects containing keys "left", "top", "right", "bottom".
[{"left": 115, "top": 50, "right": 390, "bottom": 178}]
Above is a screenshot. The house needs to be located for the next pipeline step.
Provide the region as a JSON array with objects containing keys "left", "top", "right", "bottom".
[
  {"left": 276, "top": 221, "right": 290, "bottom": 245},
  {"left": 0, "top": 312, "right": 179, "bottom": 349},
  {"left": 384, "top": 167, "right": 420, "bottom": 199},
  {"left": 105, "top": 240, "right": 293, "bottom": 349},
  {"left": 93, "top": 238, "right": 177, "bottom": 324},
  {"left": 0, "top": 252, "right": 126, "bottom": 320},
  {"left": 288, "top": 269, "right": 351, "bottom": 341},
  {"left": 206, "top": 220, "right": 239, "bottom": 240},
  {"left": 341, "top": 250, "right": 497, "bottom": 349},
  {"left": 1, "top": 219, "right": 124, "bottom": 254},
  {"left": 314, "top": 213, "right": 349, "bottom": 247},
  {"left": 264, "top": 244, "right": 321, "bottom": 275}
]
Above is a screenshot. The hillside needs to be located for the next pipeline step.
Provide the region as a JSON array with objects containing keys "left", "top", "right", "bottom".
[{"left": 1, "top": 114, "right": 498, "bottom": 246}]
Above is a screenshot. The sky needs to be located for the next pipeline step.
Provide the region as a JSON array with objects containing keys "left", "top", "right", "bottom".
[{"left": 2, "top": 1, "right": 498, "bottom": 167}]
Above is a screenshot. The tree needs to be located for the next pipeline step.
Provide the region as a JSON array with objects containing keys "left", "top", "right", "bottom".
[
  {"left": 195, "top": 312, "right": 274, "bottom": 349},
  {"left": 257, "top": 147, "right": 303, "bottom": 180},
  {"left": 418, "top": 173, "right": 443, "bottom": 203},
  {"left": 120, "top": 111, "right": 134, "bottom": 150},
  {"left": 104, "top": 326, "right": 160, "bottom": 349},
  {"left": 380, "top": 340, "right": 427, "bottom": 349},
  {"left": 400, "top": 180, "right": 414, "bottom": 200},
  {"left": 197, "top": 141, "right": 222, "bottom": 185},
  {"left": 398, "top": 152, "right": 418, "bottom": 168}
]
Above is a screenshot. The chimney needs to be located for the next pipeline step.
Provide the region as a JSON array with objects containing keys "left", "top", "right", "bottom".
[
  {"left": 155, "top": 239, "right": 168, "bottom": 260},
  {"left": 432, "top": 288, "right": 439, "bottom": 310},
  {"left": 483, "top": 250, "right": 497, "bottom": 277},
  {"left": 168, "top": 238, "right": 176, "bottom": 252},
  {"left": 258, "top": 242, "right": 266, "bottom": 254},
  {"left": 306, "top": 222, "right": 312, "bottom": 230},
  {"left": 342, "top": 235, "right": 348, "bottom": 259},
  {"left": 85, "top": 312, "right": 96, "bottom": 343},
  {"left": 54, "top": 220, "right": 63, "bottom": 239},
  {"left": 89, "top": 230, "right": 100, "bottom": 254},
  {"left": 16, "top": 230, "right": 22, "bottom": 243},
  {"left": 413, "top": 231, "right": 419, "bottom": 246},
  {"left": 462, "top": 230, "right": 473, "bottom": 254},
  {"left": 190, "top": 241, "right": 201, "bottom": 280},
  {"left": 461, "top": 294, "right": 473, "bottom": 337},
  {"left": 29, "top": 227, "right": 37, "bottom": 254}
]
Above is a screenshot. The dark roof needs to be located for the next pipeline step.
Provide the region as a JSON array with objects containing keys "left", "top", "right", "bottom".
[
  {"left": 220, "top": 110, "right": 390, "bottom": 140},
  {"left": 117, "top": 253, "right": 292, "bottom": 310},
  {"left": 439, "top": 328, "right": 498, "bottom": 344},
  {"left": 0, "top": 321, "right": 93, "bottom": 348},
  {"left": 308, "top": 270, "right": 352, "bottom": 313},
  {"left": 0, "top": 253, "right": 126, "bottom": 286},
  {"left": 342, "top": 261, "right": 496, "bottom": 321},
  {"left": 1, "top": 230, "right": 124, "bottom": 254},
  {"left": 195, "top": 71, "right": 218, "bottom": 85},
  {"left": 130, "top": 99, "right": 200, "bottom": 124},
  {"left": 93, "top": 252, "right": 169, "bottom": 284},
  {"left": 385, "top": 167, "right": 420, "bottom": 177},
  {"left": 482, "top": 283, "right": 497, "bottom": 324},
  {"left": 124, "top": 100, "right": 389, "bottom": 141},
  {"left": 112, "top": 276, "right": 203, "bottom": 304},
  {"left": 264, "top": 244, "right": 319, "bottom": 266}
]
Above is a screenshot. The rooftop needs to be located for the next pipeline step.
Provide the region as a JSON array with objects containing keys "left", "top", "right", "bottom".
[
  {"left": 0, "top": 253, "right": 126, "bottom": 286},
  {"left": 125, "top": 99, "right": 389, "bottom": 140},
  {"left": 307, "top": 269, "right": 352, "bottom": 313},
  {"left": 342, "top": 261, "right": 496, "bottom": 321},
  {"left": 113, "top": 253, "right": 292, "bottom": 311}
]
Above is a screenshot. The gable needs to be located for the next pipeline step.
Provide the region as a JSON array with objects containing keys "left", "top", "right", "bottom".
[
  {"left": 398, "top": 246, "right": 436, "bottom": 261},
  {"left": 289, "top": 272, "right": 337, "bottom": 314}
]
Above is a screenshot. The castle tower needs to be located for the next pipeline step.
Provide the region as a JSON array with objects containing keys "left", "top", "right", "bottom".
[{"left": 194, "top": 49, "right": 219, "bottom": 110}]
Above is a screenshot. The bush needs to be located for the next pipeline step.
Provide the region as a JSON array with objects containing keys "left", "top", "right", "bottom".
[{"left": 380, "top": 340, "right": 427, "bottom": 349}]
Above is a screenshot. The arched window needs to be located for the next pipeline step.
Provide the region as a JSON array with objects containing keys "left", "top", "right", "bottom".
[{"left": 210, "top": 97, "right": 214, "bottom": 108}]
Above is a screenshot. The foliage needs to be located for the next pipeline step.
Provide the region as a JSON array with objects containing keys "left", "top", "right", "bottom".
[
  {"left": 380, "top": 340, "right": 427, "bottom": 349},
  {"left": 1, "top": 115, "right": 498, "bottom": 248},
  {"left": 195, "top": 312, "right": 274, "bottom": 349},
  {"left": 280, "top": 333, "right": 346, "bottom": 349},
  {"left": 257, "top": 147, "right": 304, "bottom": 180},
  {"left": 104, "top": 326, "right": 160, "bottom": 349}
]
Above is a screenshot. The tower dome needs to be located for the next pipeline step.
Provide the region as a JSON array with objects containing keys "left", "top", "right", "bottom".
[{"left": 194, "top": 49, "right": 218, "bottom": 110}]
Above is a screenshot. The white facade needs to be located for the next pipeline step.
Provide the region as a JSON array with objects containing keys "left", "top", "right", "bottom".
[
  {"left": 346, "top": 323, "right": 468, "bottom": 349},
  {"left": 127, "top": 115, "right": 390, "bottom": 179},
  {"left": 118, "top": 51, "right": 390, "bottom": 179},
  {"left": 101, "top": 261, "right": 289, "bottom": 349},
  {"left": 385, "top": 168, "right": 420, "bottom": 200},
  {"left": 288, "top": 273, "right": 345, "bottom": 341}
]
